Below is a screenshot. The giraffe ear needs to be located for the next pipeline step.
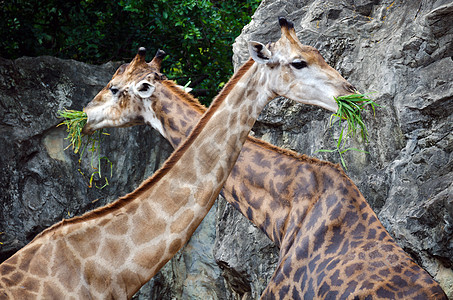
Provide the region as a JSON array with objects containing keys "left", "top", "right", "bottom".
[
  {"left": 248, "top": 41, "right": 272, "bottom": 64},
  {"left": 134, "top": 80, "right": 155, "bottom": 98}
]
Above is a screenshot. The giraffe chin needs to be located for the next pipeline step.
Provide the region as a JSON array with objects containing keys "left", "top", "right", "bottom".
[
  {"left": 82, "top": 111, "right": 112, "bottom": 135},
  {"left": 301, "top": 98, "right": 338, "bottom": 113},
  {"left": 81, "top": 124, "right": 95, "bottom": 135},
  {"left": 81, "top": 120, "right": 110, "bottom": 135}
]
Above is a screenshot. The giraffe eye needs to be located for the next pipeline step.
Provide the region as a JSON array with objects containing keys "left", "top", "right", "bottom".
[
  {"left": 110, "top": 87, "right": 119, "bottom": 95},
  {"left": 291, "top": 61, "right": 308, "bottom": 69}
]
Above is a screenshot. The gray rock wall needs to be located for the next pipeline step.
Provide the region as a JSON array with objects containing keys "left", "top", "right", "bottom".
[{"left": 0, "top": 0, "right": 452, "bottom": 298}]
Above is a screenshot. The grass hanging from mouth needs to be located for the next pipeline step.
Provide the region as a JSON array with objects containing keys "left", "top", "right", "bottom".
[
  {"left": 57, "top": 109, "right": 112, "bottom": 189},
  {"left": 316, "top": 93, "right": 380, "bottom": 170},
  {"left": 332, "top": 93, "right": 379, "bottom": 142},
  {"left": 57, "top": 109, "right": 87, "bottom": 153}
]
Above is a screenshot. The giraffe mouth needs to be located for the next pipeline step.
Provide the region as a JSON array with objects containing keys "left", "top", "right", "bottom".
[
  {"left": 81, "top": 123, "right": 95, "bottom": 135},
  {"left": 81, "top": 110, "right": 101, "bottom": 135},
  {"left": 82, "top": 106, "right": 114, "bottom": 135},
  {"left": 82, "top": 111, "right": 146, "bottom": 135}
]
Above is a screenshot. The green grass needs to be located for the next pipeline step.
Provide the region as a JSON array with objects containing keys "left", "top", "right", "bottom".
[
  {"left": 57, "top": 109, "right": 87, "bottom": 153},
  {"left": 332, "top": 93, "right": 379, "bottom": 142},
  {"left": 57, "top": 109, "right": 111, "bottom": 188},
  {"left": 316, "top": 93, "right": 380, "bottom": 170}
]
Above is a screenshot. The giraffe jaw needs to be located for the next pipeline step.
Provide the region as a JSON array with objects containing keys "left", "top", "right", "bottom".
[
  {"left": 82, "top": 106, "right": 121, "bottom": 135},
  {"left": 82, "top": 118, "right": 111, "bottom": 135},
  {"left": 313, "top": 99, "right": 339, "bottom": 113},
  {"left": 288, "top": 91, "right": 340, "bottom": 113},
  {"left": 82, "top": 113, "right": 147, "bottom": 135}
]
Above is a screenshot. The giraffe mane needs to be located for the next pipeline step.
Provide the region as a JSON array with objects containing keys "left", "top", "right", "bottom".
[
  {"left": 160, "top": 80, "right": 206, "bottom": 115},
  {"left": 31, "top": 58, "right": 256, "bottom": 242}
]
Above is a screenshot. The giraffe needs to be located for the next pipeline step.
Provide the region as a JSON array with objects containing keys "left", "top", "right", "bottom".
[
  {"left": 81, "top": 19, "right": 447, "bottom": 299},
  {"left": 0, "top": 18, "right": 356, "bottom": 300}
]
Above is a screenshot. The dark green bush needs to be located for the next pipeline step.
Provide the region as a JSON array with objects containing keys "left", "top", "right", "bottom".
[{"left": 1, "top": 0, "right": 261, "bottom": 104}]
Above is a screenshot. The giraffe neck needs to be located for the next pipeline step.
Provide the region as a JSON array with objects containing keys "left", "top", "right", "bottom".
[
  {"left": 0, "top": 59, "right": 275, "bottom": 299},
  {"left": 150, "top": 70, "right": 329, "bottom": 246},
  {"left": 116, "top": 58, "right": 270, "bottom": 293}
]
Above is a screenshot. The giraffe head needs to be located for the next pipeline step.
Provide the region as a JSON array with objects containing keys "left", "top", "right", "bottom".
[
  {"left": 82, "top": 48, "right": 167, "bottom": 135},
  {"left": 248, "top": 17, "right": 355, "bottom": 112}
]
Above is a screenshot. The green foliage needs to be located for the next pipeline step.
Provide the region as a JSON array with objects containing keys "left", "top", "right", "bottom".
[
  {"left": 1, "top": 0, "right": 261, "bottom": 104},
  {"left": 57, "top": 109, "right": 112, "bottom": 188},
  {"left": 315, "top": 93, "right": 380, "bottom": 170},
  {"left": 332, "top": 93, "right": 379, "bottom": 142},
  {"left": 57, "top": 109, "right": 87, "bottom": 153}
]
